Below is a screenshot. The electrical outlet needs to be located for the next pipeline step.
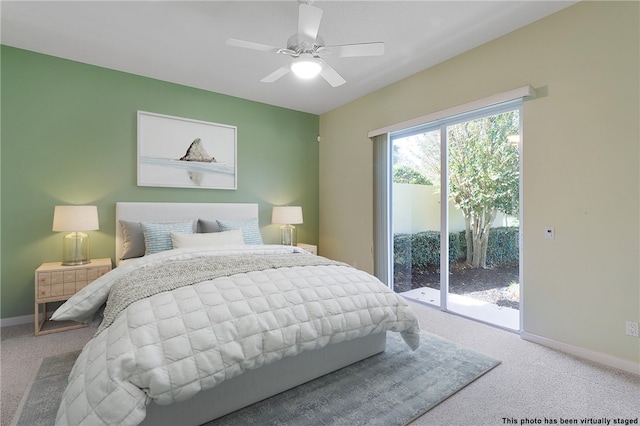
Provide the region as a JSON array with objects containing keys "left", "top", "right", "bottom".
[{"left": 626, "top": 321, "right": 639, "bottom": 337}]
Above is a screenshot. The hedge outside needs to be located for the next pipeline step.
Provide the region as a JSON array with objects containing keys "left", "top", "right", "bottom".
[{"left": 394, "top": 226, "right": 518, "bottom": 272}]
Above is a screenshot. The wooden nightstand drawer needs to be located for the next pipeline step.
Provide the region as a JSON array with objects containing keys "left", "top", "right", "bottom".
[
  {"left": 63, "top": 282, "right": 76, "bottom": 295},
  {"left": 85, "top": 266, "right": 109, "bottom": 281},
  {"left": 51, "top": 271, "right": 63, "bottom": 284},
  {"left": 37, "top": 272, "right": 51, "bottom": 286},
  {"left": 75, "top": 269, "right": 87, "bottom": 281},
  {"left": 52, "top": 284, "right": 64, "bottom": 297},
  {"left": 35, "top": 258, "right": 112, "bottom": 304},
  {"left": 35, "top": 258, "right": 112, "bottom": 335},
  {"left": 63, "top": 270, "right": 76, "bottom": 283},
  {"left": 75, "top": 281, "right": 89, "bottom": 291}
]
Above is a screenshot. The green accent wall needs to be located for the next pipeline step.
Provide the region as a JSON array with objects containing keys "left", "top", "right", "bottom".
[{"left": 1, "top": 46, "right": 319, "bottom": 319}]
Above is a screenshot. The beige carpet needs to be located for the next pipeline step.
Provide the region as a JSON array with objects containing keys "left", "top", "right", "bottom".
[{"left": 1, "top": 323, "right": 94, "bottom": 426}]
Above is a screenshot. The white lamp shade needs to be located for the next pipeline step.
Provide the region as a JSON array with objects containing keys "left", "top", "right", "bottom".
[
  {"left": 271, "top": 206, "right": 303, "bottom": 225},
  {"left": 52, "top": 206, "right": 99, "bottom": 231}
]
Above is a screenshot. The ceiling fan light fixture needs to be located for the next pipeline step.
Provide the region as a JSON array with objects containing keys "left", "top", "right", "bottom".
[
  {"left": 290, "top": 54, "right": 321, "bottom": 79},
  {"left": 228, "top": 2, "right": 384, "bottom": 86}
]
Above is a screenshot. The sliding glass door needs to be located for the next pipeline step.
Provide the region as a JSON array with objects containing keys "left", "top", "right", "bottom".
[{"left": 388, "top": 102, "right": 522, "bottom": 330}]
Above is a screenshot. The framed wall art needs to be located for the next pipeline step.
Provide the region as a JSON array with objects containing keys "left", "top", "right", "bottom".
[{"left": 137, "top": 111, "right": 237, "bottom": 190}]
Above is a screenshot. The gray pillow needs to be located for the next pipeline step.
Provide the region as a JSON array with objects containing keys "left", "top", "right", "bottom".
[
  {"left": 120, "top": 220, "right": 145, "bottom": 260},
  {"left": 198, "top": 219, "right": 220, "bottom": 233}
]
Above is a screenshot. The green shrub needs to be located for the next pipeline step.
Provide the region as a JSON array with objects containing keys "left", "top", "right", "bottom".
[
  {"left": 486, "top": 226, "right": 519, "bottom": 265},
  {"left": 458, "top": 226, "right": 519, "bottom": 265},
  {"left": 393, "top": 231, "right": 461, "bottom": 272},
  {"left": 393, "top": 165, "right": 432, "bottom": 185},
  {"left": 395, "top": 226, "right": 518, "bottom": 271}
]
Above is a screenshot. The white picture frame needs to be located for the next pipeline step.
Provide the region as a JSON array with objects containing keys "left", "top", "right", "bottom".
[{"left": 137, "top": 111, "right": 237, "bottom": 190}]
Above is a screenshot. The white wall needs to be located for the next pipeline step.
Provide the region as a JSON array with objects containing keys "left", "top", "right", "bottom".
[
  {"left": 320, "top": 2, "right": 639, "bottom": 367},
  {"left": 392, "top": 183, "right": 511, "bottom": 234},
  {"left": 393, "top": 184, "right": 443, "bottom": 233}
]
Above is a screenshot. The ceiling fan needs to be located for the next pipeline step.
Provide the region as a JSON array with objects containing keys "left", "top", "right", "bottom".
[{"left": 226, "top": 2, "right": 384, "bottom": 87}]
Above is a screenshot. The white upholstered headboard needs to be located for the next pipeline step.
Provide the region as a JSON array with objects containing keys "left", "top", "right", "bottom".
[{"left": 115, "top": 202, "right": 259, "bottom": 263}]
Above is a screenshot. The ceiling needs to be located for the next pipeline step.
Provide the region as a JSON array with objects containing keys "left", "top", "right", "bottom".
[{"left": 1, "top": 1, "right": 576, "bottom": 115}]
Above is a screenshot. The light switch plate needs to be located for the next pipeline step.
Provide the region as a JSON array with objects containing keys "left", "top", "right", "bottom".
[{"left": 544, "top": 226, "right": 555, "bottom": 240}]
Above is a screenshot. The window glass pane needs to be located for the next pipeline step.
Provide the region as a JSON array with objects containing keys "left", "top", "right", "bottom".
[
  {"left": 391, "top": 129, "right": 441, "bottom": 307},
  {"left": 445, "top": 109, "right": 521, "bottom": 329}
]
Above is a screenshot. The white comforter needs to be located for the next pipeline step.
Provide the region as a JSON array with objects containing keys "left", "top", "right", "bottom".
[{"left": 52, "top": 245, "right": 420, "bottom": 426}]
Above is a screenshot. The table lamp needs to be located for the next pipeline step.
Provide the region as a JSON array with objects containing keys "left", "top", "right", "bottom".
[
  {"left": 271, "top": 206, "right": 303, "bottom": 246},
  {"left": 52, "top": 205, "right": 99, "bottom": 265}
]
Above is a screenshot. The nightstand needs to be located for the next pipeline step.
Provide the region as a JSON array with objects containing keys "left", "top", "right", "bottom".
[
  {"left": 297, "top": 243, "right": 317, "bottom": 255},
  {"left": 34, "top": 258, "right": 111, "bottom": 335}
]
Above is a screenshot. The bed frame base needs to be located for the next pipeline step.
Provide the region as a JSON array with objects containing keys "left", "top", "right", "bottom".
[{"left": 141, "top": 332, "right": 387, "bottom": 426}]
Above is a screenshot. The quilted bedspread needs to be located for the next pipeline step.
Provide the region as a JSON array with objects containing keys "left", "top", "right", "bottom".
[{"left": 52, "top": 245, "right": 420, "bottom": 426}]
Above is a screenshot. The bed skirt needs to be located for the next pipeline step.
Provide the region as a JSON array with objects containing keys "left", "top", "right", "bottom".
[{"left": 140, "top": 332, "right": 387, "bottom": 426}]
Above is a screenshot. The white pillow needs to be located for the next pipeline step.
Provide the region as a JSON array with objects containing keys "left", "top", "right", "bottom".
[{"left": 170, "top": 229, "right": 244, "bottom": 248}]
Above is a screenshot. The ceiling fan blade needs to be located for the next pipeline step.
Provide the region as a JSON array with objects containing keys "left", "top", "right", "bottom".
[
  {"left": 319, "top": 42, "right": 385, "bottom": 58},
  {"left": 226, "top": 38, "right": 281, "bottom": 53},
  {"left": 298, "top": 3, "right": 323, "bottom": 44},
  {"left": 261, "top": 66, "right": 290, "bottom": 83},
  {"left": 319, "top": 61, "right": 346, "bottom": 87}
]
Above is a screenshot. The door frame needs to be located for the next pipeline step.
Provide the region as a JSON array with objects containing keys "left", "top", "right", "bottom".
[{"left": 385, "top": 102, "right": 524, "bottom": 331}]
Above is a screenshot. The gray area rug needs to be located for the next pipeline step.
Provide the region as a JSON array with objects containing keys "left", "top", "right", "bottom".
[
  {"left": 13, "top": 332, "right": 500, "bottom": 426},
  {"left": 11, "top": 349, "right": 81, "bottom": 426}
]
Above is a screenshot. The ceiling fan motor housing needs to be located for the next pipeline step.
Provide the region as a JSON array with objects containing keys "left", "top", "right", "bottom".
[{"left": 286, "top": 34, "right": 325, "bottom": 56}]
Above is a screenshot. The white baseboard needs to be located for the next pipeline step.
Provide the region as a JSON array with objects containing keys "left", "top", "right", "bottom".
[
  {"left": 0, "top": 311, "right": 57, "bottom": 328},
  {"left": 521, "top": 331, "right": 640, "bottom": 376},
  {"left": 0, "top": 313, "right": 36, "bottom": 328}
]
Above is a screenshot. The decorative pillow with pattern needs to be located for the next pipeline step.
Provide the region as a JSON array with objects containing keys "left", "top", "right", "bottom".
[
  {"left": 140, "top": 220, "right": 196, "bottom": 255},
  {"left": 216, "top": 218, "right": 263, "bottom": 244}
]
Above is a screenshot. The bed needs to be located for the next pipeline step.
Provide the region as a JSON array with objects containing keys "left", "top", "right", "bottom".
[{"left": 51, "top": 202, "right": 420, "bottom": 426}]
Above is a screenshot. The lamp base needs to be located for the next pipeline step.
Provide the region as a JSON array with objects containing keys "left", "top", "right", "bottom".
[
  {"left": 61, "top": 232, "right": 91, "bottom": 266},
  {"left": 280, "top": 224, "right": 297, "bottom": 246},
  {"left": 61, "top": 259, "right": 92, "bottom": 266}
]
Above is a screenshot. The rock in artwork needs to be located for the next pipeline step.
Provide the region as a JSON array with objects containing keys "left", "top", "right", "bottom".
[{"left": 179, "top": 138, "right": 217, "bottom": 163}]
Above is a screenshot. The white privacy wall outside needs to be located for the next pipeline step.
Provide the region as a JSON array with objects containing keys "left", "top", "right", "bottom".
[{"left": 392, "top": 183, "right": 511, "bottom": 234}]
